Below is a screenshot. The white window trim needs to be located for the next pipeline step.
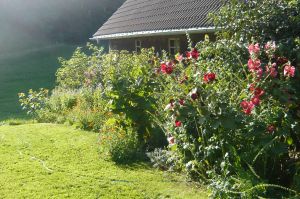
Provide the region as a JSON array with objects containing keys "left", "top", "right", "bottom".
[
  {"left": 135, "top": 39, "right": 142, "bottom": 52},
  {"left": 168, "top": 38, "right": 180, "bottom": 55}
]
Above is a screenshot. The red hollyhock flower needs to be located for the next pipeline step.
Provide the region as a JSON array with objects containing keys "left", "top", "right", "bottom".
[
  {"left": 161, "top": 62, "right": 174, "bottom": 74},
  {"left": 243, "top": 107, "right": 252, "bottom": 115},
  {"left": 249, "top": 83, "right": 256, "bottom": 92},
  {"left": 267, "top": 125, "right": 275, "bottom": 133},
  {"left": 179, "top": 99, "right": 185, "bottom": 106},
  {"left": 240, "top": 100, "right": 249, "bottom": 109},
  {"left": 251, "top": 96, "right": 260, "bottom": 106},
  {"left": 170, "top": 99, "right": 175, "bottom": 107},
  {"left": 203, "top": 73, "right": 216, "bottom": 83},
  {"left": 277, "top": 57, "right": 289, "bottom": 65},
  {"left": 191, "top": 48, "right": 199, "bottom": 59},
  {"left": 175, "top": 120, "right": 182, "bottom": 127},
  {"left": 248, "top": 43, "right": 260, "bottom": 55},
  {"left": 284, "top": 64, "right": 296, "bottom": 77},
  {"left": 254, "top": 88, "right": 265, "bottom": 97},
  {"left": 191, "top": 93, "right": 198, "bottom": 101},
  {"left": 186, "top": 51, "right": 191, "bottom": 59},
  {"left": 186, "top": 48, "right": 199, "bottom": 60},
  {"left": 248, "top": 59, "right": 261, "bottom": 72},
  {"left": 249, "top": 84, "right": 265, "bottom": 97},
  {"left": 240, "top": 101, "right": 255, "bottom": 115}
]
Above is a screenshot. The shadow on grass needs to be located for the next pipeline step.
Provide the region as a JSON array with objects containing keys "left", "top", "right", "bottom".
[
  {"left": 116, "top": 160, "right": 153, "bottom": 170},
  {"left": 0, "top": 118, "right": 36, "bottom": 126}
]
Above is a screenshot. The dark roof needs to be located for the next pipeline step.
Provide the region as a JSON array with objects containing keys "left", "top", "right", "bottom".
[{"left": 93, "top": 0, "right": 224, "bottom": 38}]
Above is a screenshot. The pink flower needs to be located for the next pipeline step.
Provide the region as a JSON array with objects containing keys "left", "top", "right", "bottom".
[
  {"left": 186, "top": 48, "right": 199, "bottom": 60},
  {"left": 251, "top": 96, "right": 260, "bottom": 106},
  {"left": 175, "top": 120, "right": 182, "bottom": 127},
  {"left": 176, "top": 54, "right": 183, "bottom": 62},
  {"left": 284, "top": 64, "right": 295, "bottom": 77},
  {"left": 265, "top": 41, "right": 276, "bottom": 50},
  {"left": 248, "top": 59, "right": 261, "bottom": 72},
  {"left": 265, "top": 63, "right": 278, "bottom": 78},
  {"left": 265, "top": 41, "right": 276, "bottom": 52},
  {"left": 161, "top": 62, "right": 174, "bottom": 74},
  {"left": 256, "top": 67, "right": 263, "bottom": 79},
  {"left": 269, "top": 67, "right": 278, "bottom": 78},
  {"left": 248, "top": 43, "right": 260, "bottom": 55},
  {"left": 203, "top": 73, "right": 216, "bottom": 83}
]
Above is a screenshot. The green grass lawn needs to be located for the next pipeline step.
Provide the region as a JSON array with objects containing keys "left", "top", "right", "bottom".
[
  {"left": 0, "top": 123, "right": 208, "bottom": 198},
  {"left": 0, "top": 45, "right": 76, "bottom": 120}
]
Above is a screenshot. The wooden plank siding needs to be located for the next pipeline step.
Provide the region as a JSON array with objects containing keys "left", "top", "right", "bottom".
[{"left": 108, "top": 33, "right": 215, "bottom": 54}]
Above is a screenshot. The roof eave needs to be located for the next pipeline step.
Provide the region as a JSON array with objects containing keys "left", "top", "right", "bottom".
[{"left": 90, "top": 26, "right": 216, "bottom": 41}]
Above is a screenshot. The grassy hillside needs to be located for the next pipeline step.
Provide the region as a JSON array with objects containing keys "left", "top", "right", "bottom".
[
  {"left": 0, "top": 0, "right": 124, "bottom": 54},
  {"left": 0, "top": 45, "right": 76, "bottom": 120},
  {"left": 0, "top": 123, "right": 208, "bottom": 198}
]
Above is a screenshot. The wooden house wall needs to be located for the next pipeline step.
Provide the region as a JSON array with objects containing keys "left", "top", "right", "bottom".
[{"left": 108, "top": 33, "right": 215, "bottom": 53}]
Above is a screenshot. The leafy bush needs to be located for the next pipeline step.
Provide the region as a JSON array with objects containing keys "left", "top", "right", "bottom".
[
  {"left": 18, "top": 88, "right": 49, "bottom": 117},
  {"left": 99, "top": 49, "right": 167, "bottom": 151},
  {"left": 56, "top": 46, "right": 102, "bottom": 89},
  {"left": 156, "top": 37, "right": 299, "bottom": 197},
  {"left": 100, "top": 115, "right": 143, "bottom": 163},
  {"left": 19, "top": 1, "right": 299, "bottom": 197},
  {"left": 146, "top": 148, "right": 179, "bottom": 171},
  {"left": 21, "top": 46, "right": 167, "bottom": 163}
]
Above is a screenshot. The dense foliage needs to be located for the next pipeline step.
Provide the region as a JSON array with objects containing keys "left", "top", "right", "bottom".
[
  {"left": 20, "top": 46, "right": 166, "bottom": 163},
  {"left": 156, "top": 38, "right": 299, "bottom": 198},
  {"left": 19, "top": 0, "right": 299, "bottom": 197}
]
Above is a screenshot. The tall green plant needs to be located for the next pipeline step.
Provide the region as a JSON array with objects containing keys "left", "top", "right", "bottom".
[{"left": 155, "top": 36, "right": 299, "bottom": 197}]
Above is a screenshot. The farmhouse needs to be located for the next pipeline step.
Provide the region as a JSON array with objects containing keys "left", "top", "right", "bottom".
[{"left": 92, "top": 0, "right": 223, "bottom": 54}]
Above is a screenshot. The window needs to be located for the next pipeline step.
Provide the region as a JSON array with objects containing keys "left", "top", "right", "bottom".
[
  {"left": 135, "top": 40, "right": 142, "bottom": 52},
  {"left": 168, "top": 38, "right": 180, "bottom": 55}
]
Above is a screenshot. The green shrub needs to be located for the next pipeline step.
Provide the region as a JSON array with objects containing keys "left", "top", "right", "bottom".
[
  {"left": 21, "top": 46, "right": 167, "bottom": 163},
  {"left": 155, "top": 37, "right": 299, "bottom": 197},
  {"left": 18, "top": 88, "right": 49, "bottom": 117},
  {"left": 146, "top": 148, "right": 179, "bottom": 171},
  {"left": 56, "top": 45, "right": 103, "bottom": 89},
  {"left": 19, "top": 1, "right": 299, "bottom": 196},
  {"left": 100, "top": 115, "right": 143, "bottom": 163},
  {"left": 99, "top": 49, "right": 166, "bottom": 150}
]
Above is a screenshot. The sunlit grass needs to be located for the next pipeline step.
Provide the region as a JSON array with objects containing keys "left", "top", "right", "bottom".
[{"left": 0, "top": 123, "right": 208, "bottom": 198}]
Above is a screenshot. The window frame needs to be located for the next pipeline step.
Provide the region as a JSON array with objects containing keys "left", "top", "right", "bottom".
[
  {"left": 135, "top": 39, "right": 142, "bottom": 52},
  {"left": 168, "top": 38, "right": 180, "bottom": 55}
]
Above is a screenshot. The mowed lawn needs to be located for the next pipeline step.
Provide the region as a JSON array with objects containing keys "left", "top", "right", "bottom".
[
  {"left": 0, "top": 45, "right": 76, "bottom": 120},
  {"left": 0, "top": 123, "right": 208, "bottom": 199}
]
